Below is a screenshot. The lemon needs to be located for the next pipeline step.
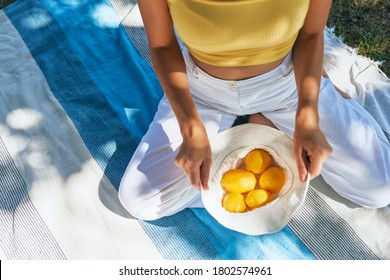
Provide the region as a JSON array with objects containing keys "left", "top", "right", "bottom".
[
  {"left": 222, "top": 193, "right": 247, "bottom": 213},
  {"left": 259, "top": 166, "right": 286, "bottom": 193},
  {"left": 220, "top": 169, "right": 257, "bottom": 193},
  {"left": 245, "top": 149, "right": 272, "bottom": 174},
  {"left": 245, "top": 189, "right": 274, "bottom": 210}
]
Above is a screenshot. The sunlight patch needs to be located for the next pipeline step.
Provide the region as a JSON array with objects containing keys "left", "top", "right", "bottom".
[
  {"left": 59, "top": 0, "right": 88, "bottom": 7},
  {"left": 91, "top": 3, "right": 120, "bottom": 28},
  {"left": 7, "top": 108, "right": 43, "bottom": 130},
  {"left": 19, "top": 8, "right": 52, "bottom": 29}
]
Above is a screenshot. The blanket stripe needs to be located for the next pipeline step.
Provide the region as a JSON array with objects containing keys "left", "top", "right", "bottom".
[
  {"left": 110, "top": 0, "right": 152, "bottom": 68},
  {"left": 189, "top": 208, "right": 316, "bottom": 260},
  {"left": 0, "top": 138, "right": 66, "bottom": 260},
  {"left": 385, "top": 131, "right": 390, "bottom": 144},
  {"left": 141, "top": 210, "right": 222, "bottom": 260},
  {"left": 289, "top": 189, "right": 379, "bottom": 260}
]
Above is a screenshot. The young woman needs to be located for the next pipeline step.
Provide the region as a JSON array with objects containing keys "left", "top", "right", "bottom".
[{"left": 119, "top": 0, "right": 390, "bottom": 220}]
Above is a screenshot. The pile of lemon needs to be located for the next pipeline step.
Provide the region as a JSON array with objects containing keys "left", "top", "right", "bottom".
[{"left": 221, "top": 149, "right": 286, "bottom": 213}]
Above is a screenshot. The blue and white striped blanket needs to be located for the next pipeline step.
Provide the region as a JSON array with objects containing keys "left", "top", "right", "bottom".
[{"left": 1, "top": 0, "right": 389, "bottom": 260}]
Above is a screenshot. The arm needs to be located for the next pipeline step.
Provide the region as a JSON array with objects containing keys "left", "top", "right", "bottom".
[
  {"left": 138, "top": 0, "right": 211, "bottom": 190},
  {"left": 292, "top": 0, "right": 333, "bottom": 181}
]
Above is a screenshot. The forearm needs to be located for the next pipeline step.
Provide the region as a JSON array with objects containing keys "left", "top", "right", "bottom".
[
  {"left": 292, "top": 30, "right": 333, "bottom": 181},
  {"left": 138, "top": 0, "right": 211, "bottom": 189},
  {"left": 150, "top": 43, "right": 203, "bottom": 135},
  {"left": 150, "top": 43, "right": 211, "bottom": 189},
  {"left": 292, "top": 31, "right": 324, "bottom": 128}
]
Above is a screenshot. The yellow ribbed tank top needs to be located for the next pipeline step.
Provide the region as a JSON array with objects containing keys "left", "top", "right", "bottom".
[{"left": 168, "top": 0, "right": 310, "bottom": 66}]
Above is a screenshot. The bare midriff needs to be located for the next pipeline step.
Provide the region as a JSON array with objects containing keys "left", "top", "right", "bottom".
[{"left": 191, "top": 54, "right": 286, "bottom": 81}]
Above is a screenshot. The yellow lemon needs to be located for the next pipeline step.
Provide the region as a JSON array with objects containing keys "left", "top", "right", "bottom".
[
  {"left": 220, "top": 169, "right": 256, "bottom": 193},
  {"left": 222, "top": 193, "right": 247, "bottom": 213},
  {"left": 259, "top": 166, "right": 286, "bottom": 193},
  {"left": 244, "top": 149, "right": 272, "bottom": 174},
  {"left": 245, "top": 189, "right": 274, "bottom": 210}
]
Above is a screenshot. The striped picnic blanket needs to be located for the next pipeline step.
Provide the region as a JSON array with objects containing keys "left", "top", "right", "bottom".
[{"left": 1, "top": 0, "right": 389, "bottom": 260}]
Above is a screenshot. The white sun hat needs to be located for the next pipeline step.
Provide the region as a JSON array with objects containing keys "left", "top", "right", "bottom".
[{"left": 201, "top": 123, "right": 310, "bottom": 236}]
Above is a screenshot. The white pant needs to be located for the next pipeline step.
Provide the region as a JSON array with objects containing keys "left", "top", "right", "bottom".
[{"left": 119, "top": 48, "right": 390, "bottom": 220}]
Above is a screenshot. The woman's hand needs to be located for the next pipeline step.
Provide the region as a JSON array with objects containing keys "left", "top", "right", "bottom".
[
  {"left": 290, "top": 0, "right": 333, "bottom": 182},
  {"left": 293, "top": 106, "right": 333, "bottom": 182},
  {"left": 175, "top": 120, "right": 212, "bottom": 191}
]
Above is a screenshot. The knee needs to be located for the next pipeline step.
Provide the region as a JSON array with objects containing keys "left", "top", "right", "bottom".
[
  {"left": 118, "top": 171, "right": 198, "bottom": 221},
  {"left": 118, "top": 170, "right": 162, "bottom": 221},
  {"left": 118, "top": 182, "right": 160, "bottom": 221}
]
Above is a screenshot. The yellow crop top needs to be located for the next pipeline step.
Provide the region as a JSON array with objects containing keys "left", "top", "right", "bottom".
[{"left": 168, "top": 0, "right": 310, "bottom": 66}]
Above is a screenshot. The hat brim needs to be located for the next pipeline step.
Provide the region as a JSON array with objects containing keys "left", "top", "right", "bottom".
[{"left": 201, "top": 123, "right": 309, "bottom": 235}]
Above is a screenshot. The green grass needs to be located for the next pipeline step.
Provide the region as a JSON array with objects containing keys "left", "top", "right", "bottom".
[
  {"left": 0, "top": 0, "right": 14, "bottom": 9},
  {"left": 1, "top": 0, "right": 389, "bottom": 76},
  {"left": 327, "top": 0, "right": 390, "bottom": 76}
]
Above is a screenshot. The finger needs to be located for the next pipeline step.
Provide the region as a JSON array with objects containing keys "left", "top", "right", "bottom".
[
  {"left": 188, "top": 165, "right": 201, "bottom": 191},
  {"left": 200, "top": 157, "right": 212, "bottom": 191},
  {"left": 294, "top": 145, "right": 308, "bottom": 182},
  {"left": 174, "top": 156, "right": 182, "bottom": 168},
  {"left": 308, "top": 156, "right": 322, "bottom": 179},
  {"left": 302, "top": 149, "right": 311, "bottom": 175},
  {"left": 308, "top": 143, "right": 332, "bottom": 179}
]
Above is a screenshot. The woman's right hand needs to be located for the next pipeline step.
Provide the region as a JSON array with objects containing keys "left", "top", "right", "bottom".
[
  {"left": 175, "top": 120, "right": 212, "bottom": 191},
  {"left": 139, "top": 0, "right": 212, "bottom": 191}
]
